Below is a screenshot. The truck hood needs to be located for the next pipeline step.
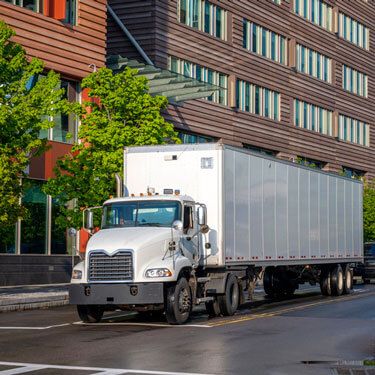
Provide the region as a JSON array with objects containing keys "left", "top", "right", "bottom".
[{"left": 86, "top": 227, "right": 172, "bottom": 253}]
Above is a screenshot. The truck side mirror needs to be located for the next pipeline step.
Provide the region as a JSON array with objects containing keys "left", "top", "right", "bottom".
[
  {"left": 85, "top": 210, "right": 94, "bottom": 231},
  {"left": 172, "top": 220, "right": 183, "bottom": 231},
  {"left": 197, "top": 206, "right": 207, "bottom": 226}
]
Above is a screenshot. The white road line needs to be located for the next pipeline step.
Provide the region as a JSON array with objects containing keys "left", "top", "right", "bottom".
[
  {"left": 0, "top": 361, "right": 215, "bottom": 375},
  {"left": 0, "top": 323, "right": 70, "bottom": 330},
  {"left": 0, "top": 365, "right": 47, "bottom": 374},
  {"left": 73, "top": 322, "right": 211, "bottom": 328}
]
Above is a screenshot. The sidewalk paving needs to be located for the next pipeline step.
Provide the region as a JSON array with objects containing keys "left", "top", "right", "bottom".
[{"left": 0, "top": 284, "right": 69, "bottom": 313}]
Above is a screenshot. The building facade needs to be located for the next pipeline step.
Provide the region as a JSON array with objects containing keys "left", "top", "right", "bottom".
[
  {"left": 107, "top": 0, "right": 374, "bottom": 178},
  {"left": 0, "top": 0, "right": 106, "bottom": 284}
]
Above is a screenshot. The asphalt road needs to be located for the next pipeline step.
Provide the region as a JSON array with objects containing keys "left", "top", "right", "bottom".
[{"left": 0, "top": 284, "right": 374, "bottom": 375}]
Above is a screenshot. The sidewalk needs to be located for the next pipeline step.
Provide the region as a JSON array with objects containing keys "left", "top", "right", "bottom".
[{"left": 0, "top": 284, "right": 69, "bottom": 313}]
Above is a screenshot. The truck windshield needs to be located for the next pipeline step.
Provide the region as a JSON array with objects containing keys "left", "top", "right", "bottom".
[{"left": 102, "top": 200, "right": 181, "bottom": 229}]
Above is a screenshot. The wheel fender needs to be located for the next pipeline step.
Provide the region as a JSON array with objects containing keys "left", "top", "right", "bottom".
[{"left": 206, "top": 272, "right": 232, "bottom": 295}]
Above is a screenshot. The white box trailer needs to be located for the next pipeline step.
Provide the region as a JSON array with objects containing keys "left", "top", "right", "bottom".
[
  {"left": 125, "top": 143, "right": 363, "bottom": 266},
  {"left": 70, "top": 143, "right": 363, "bottom": 324}
]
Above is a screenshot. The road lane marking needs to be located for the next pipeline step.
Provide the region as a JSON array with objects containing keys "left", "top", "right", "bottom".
[
  {"left": 73, "top": 322, "right": 212, "bottom": 328},
  {"left": 0, "top": 361, "right": 215, "bottom": 375},
  {"left": 208, "top": 290, "right": 375, "bottom": 327},
  {"left": 0, "top": 323, "right": 70, "bottom": 330}
]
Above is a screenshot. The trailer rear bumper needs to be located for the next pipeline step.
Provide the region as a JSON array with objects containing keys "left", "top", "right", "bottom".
[{"left": 69, "top": 283, "right": 164, "bottom": 305}]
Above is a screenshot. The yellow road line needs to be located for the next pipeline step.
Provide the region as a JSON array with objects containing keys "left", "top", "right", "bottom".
[{"left": 208, "top": 290, "right": 375, "bottom": 327}]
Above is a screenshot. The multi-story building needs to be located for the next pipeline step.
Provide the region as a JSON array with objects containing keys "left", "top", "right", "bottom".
[
  {"left": 0, "top": 0, "right": 107, "bottom": 285},
  {"left": 107, "top": 0, "right": 374, "bottom": 179}
]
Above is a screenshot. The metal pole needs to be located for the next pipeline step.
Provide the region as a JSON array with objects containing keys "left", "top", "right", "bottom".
[{"left": 107, "top": 5, "right": 154, "bottom": 66}]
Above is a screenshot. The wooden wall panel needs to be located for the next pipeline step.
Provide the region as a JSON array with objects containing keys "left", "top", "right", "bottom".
[
  {"left": 0, "top": 0, "right": 107, "bottom": 80},
  {"left": 107, "top": 0, "right": 374, "bottom": 175}
]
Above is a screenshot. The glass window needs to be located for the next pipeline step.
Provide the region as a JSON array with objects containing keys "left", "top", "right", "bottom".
[
  {"left": 294, "top": 0, "right": 333, "bottom": 31},
  {"left": 63, "top": 0, "right": 77, "bottom": 26},
  {"left": 294, "top": 99, "right": 333, "bottom": 136},
  {"left": 236, "top": 80, "right": 281, "bottom": 121},
  {"left": 169, "top": 56, "right": 228, "bottom": 105},
  {"left": 102, "top": 201, "right": 182, "bottom": 229},
  {"left": 364, "top": 244, "right": 375, "bottom": 256},
  {"left": 243, "top": 19, "right": 287, "bottom": 65},
  {"left": 178, "top": 0, "right": 227, "bottom": 41},
  {"left": 0, "top": 225, "right": 16, "bottom": 254},
  {"left": 52, "top": 80, "right": 78, "bottom": 143},
  {"left": 21, "top": 179, "right": 47, "bottom": 254},
  {"left": 339, "top": 12, "right": 369, "bottom": 50},
  {"left": 339, "top": 114, "right": 369, "bottom": 146},
  {"left": 342, "top": 65, "right": 368, "bottom": 97},
  {"left": 51, "top": 197, "right": 68, "bottom": 254},
  {"left": 178, "top": 132, "right": 215, "bottom": 144},
  {"left": 296, "top": 43, "right": 331, "bottom": 83}
]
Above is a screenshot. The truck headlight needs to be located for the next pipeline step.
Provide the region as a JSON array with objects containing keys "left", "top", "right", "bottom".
[
  {"left": 72, "top": 270, "right": 83, "bottom": 280},
  {"left": 145, "top": 268, "right": 172, "bottom": 278}
]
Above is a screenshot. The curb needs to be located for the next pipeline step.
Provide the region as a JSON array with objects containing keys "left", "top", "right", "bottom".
[{"left": 0, "top": 298, "right": 69, "bottom": 313}]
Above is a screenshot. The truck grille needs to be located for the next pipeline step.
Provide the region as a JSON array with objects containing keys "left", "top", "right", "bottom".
[{"left": 88, "top": 251, "right": 133, "bottom": 281}]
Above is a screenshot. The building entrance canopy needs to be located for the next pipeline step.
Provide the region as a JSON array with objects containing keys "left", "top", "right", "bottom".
[{"left": 107, "top": 55, "right": 221, "bottom": 104}]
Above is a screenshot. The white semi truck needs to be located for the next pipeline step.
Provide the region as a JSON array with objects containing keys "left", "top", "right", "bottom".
[{"left": 70, "top": 143, "right": 363, "bottom": 324}]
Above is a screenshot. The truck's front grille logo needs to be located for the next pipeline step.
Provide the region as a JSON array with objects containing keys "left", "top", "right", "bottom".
[{"left": 88, "top": 251, "right": 133, "bottom": 282}]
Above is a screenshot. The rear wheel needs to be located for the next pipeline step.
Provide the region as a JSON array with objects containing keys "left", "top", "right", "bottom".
[
  {"left": 77, "top": 305, "right": 104, "bottom": 323},
  {"left": 218, "top": 274, "right": 239, "bottom": 316},
  {"left": 331, "top": 264, "right": 344, "bottom": 296},
  {"left": 263, "top": 267, "right": 275, "bottom": 297},
  {"left": 343, "top": 265, "right": 353, "bottom": 294},
  {"left": 320, "top": 269, "right": 332, "bottom": 296},
  {"left": 165, "top": 277, "right": 192, "bottom": 325}
]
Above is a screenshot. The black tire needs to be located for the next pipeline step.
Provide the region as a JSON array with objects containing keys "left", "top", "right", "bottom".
[
  {"left": 343, "top": 265, "right": 353, "bottom": 294},
  {"left": 320, "top": 269, "right": 332, "bottom": 296},
  {"left": 165, "top": 277, "right": 192, "bottom": 325},
  {"left": 331, "top": 264, "right": 344, "bottom": 296},
  {"left": 263, "top": 267, "right": 275, "bottom": 297},
  {"left": 205, "top": 298, "right": 221, "bottom": 318},
  {"left": 77, "top": 305, "right": 104, "bottom": 323},
  {"left": 218, "top": 274, "right": 239, "bottom": 316}
]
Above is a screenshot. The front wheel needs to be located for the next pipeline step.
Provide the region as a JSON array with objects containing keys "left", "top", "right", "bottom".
[
  {"left": 77, "top": 305, "right": 104, "bottom": 323},
  {"left": 165, "top": 277, "right": 192, "bottom": 325}
]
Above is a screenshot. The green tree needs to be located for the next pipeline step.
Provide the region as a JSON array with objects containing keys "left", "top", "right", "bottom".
[
  {"left": 363, "top": 180, "right": 375, "bottom": 243},
  {"left": 44, "top": 67, "right": 179, "bottom": 229},
  {"left": 0, "top": 21, "right": 67, "bottom": 230}
]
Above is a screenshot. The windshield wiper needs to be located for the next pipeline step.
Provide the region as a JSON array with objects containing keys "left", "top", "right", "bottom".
[{"left": 137, "top": 223, "right": 161, "bottom": 227}]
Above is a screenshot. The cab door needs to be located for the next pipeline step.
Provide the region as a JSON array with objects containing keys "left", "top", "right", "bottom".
[{"left": 180, "top": 202, "right": 199, "bottom": 264}]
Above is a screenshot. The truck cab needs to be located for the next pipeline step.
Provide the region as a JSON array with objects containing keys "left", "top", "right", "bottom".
[{"left": 70, "top": 195, "right": 208, "bottom": 324}]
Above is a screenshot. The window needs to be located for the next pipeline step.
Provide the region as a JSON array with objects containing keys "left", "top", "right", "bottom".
[
  {"left": 52, "top": 80, "right": 78, "bottom": 143},
  {"left": 271, "top": 0, "right": 281, "bottom": 4},
  {"left": 296, "top": 44, "right": 332, "bottom": 83},
  {"left": 243, "top": 144, "right": 278, "bottom": 157},
  {"left": 21, "top": 179, "right": 47, "bottom": 254},
  {"left": 2, "top": 0, "right": 77, "bottom": 25},
  {"left": 342, "top": 65, "right": 368, "bottom": 97},
  {"left": 237, "top": 80, "right": 281, "bottom": 121},
  {"left": 342, "top": 167, "right": 365, "bottom": 179},
  {"left": 338, "top": 13, "right": 369, "bottom": 50},
  {"left": 296, "top": 156, "right": 325, "bottom": 169},
  {"left": 183, "top": 205, "right": 193, "bottom": 234},
  {"left": 178, "top": 0, "right": 227, "bottom": 40},
  {"left": 169, "top": 56, "right": 228, "bottom": 105},
  {"left": 243, "top": 20, "right": 287, "bottom": 65},
  {"left": 294, "top": 99, "right": 333, "bottom": 136},
  {"left": 0, "top": 225, "right": 16, "bottom": 254},
  {"left": 178, "top": 132, "right": 216, "bottom": 144},
  {"left": 293, "top": 0, "right": 333, "bottom": 32},
  {"left": 338, "top": 115, "right": 369, "bottom": 147}
]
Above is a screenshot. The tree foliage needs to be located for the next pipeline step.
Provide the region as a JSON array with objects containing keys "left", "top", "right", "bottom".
[
  {"left": 363, "top": 180, "right": 375, "bottom": 243},
  {"left": 0, "top": 21, "right": 67, "bottom": 228},
  {"left": 44, "top": 67, "right": 179, "bottom": 229}
]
